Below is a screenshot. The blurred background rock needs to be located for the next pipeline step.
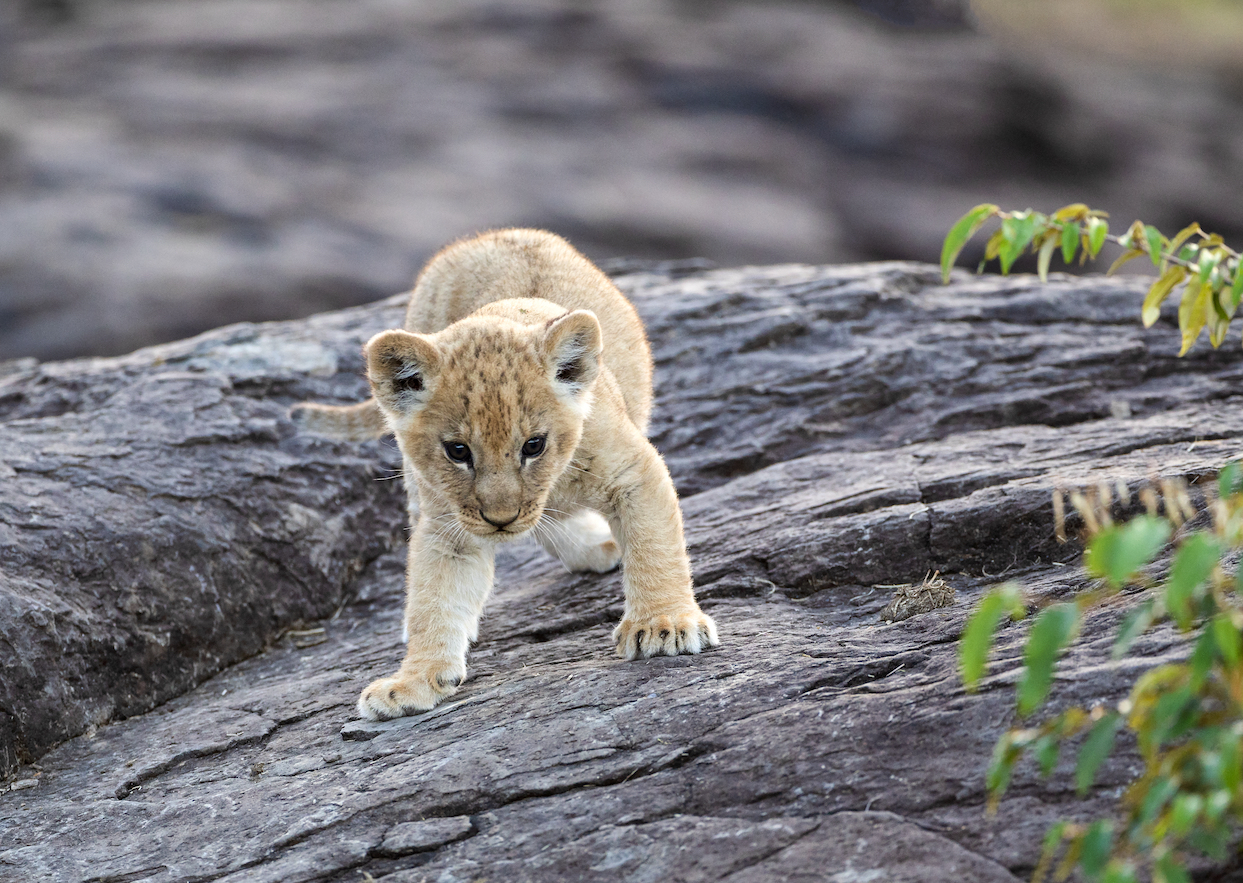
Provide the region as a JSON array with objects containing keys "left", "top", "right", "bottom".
[{"left": 1, "top": 0, "right": 1241, "bottom": 361}]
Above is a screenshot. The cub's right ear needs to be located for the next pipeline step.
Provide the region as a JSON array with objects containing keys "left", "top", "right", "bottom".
[{"left": 364, "top": 330, "right": 441, "bottom": 416}]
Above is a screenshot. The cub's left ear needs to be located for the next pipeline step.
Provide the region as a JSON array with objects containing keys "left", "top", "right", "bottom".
[
  {"left": 542, "top": 310, "right": 602, "bottom": 400},
  {"left": 364, "top": 329, "right": 441, "bottom": 418}
]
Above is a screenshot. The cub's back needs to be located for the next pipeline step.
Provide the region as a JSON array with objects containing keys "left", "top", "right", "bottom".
[{"left": 405, "top": 229, "right": 653, "bottom": 432}]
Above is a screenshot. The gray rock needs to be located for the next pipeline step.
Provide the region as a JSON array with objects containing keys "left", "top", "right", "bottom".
[
  {"left": 1, "top": 262, "right": 1239, "bottom": 881},
  {"left": 378, "top": 816, "right": 476, "bottom": 857},
  {"left": 0, "top": 297, "right": 411, "bottom": 773}
]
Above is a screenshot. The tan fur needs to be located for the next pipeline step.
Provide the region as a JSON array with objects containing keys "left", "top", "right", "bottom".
[
  {"left": 289, "top": 399, "right": 388, "bottom": 441},
  {"left": 293, "top": 229, "right": 718, "bottom": 721}
]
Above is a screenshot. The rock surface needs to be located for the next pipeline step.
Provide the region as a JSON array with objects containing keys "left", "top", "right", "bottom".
[
  {"left": 2, "top": 263, "right": 1242, "bottom": 881},
  {"left": 4, "top": 0, "right": 1243, "bottom": 361}
]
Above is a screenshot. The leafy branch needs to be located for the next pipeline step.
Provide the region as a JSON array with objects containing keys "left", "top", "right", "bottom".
[
  {"left": 960, "top": 471, "right": 1243, "bottom": 883},
  {"left": 944, "top": 202, "right": 1243, "bottom": 880},
  {"left": 941, "top": 203, "right": 1243, "bottom": 355}
]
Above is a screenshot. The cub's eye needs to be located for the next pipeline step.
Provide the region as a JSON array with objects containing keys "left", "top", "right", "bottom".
[
  {"left": 443, "top": 441, "right": 472, "bottom": 464},
  {"left": 521, "top": 436, "right": 546, "bottom": 459}
]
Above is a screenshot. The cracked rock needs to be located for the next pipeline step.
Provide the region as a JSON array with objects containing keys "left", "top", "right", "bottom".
[
  {"left": 378, "top": 817, "right": 477, "bottom": 857},
  {"left": 1, "top": 262, "right": 1240, "bottom": 881}
]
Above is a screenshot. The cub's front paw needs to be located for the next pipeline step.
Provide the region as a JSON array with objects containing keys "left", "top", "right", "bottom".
[
  {"left": 356, "top": 661, "right": 465, "bottom": 721},
  {"left": 613, "top": 607, "right": 719, "bottom": 660}
]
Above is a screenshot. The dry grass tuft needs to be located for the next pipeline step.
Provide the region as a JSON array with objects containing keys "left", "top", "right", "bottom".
[{"left": 878, "top": 572, "right": 955, "bottom": 622}]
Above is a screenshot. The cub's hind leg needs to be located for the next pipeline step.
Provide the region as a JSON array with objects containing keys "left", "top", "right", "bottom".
[{"left": 536, "top": 507, "right": 621, "bottom": 574}]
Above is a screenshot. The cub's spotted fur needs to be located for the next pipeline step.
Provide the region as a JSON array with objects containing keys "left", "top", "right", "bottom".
[{"left": 293, "top": 229, "right": 718, "bottom": 720}]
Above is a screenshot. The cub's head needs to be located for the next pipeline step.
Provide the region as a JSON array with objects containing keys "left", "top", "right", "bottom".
[{"left": 365, "top": 308, "right": 602, "bottom": 539}]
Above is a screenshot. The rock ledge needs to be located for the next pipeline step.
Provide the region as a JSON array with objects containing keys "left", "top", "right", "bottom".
[{"left": 2, "top": 262, "right": 1239, "bottom": 882}]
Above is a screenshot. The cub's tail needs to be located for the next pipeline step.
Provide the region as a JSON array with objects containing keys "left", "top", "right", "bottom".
[{"left": 289, "top": 399, "right": 389, "bottom": 441}]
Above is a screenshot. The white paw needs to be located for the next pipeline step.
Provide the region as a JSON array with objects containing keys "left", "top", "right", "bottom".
[
  {"left": 572, "top": 537, "right": 621, "bottom": 574},
  {"left": 613, "top": 606, "right": 719, "bottom": 660},
  {"left": 540, "top": 509, "right": 621, "bottom": 573},
  {"left": 356, "top": 660, "right": 465, "bottom": 721}
]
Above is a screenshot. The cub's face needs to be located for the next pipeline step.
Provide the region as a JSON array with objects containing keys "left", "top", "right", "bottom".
[{"left": 365, "top": 309, "right": 602, "bottom": 540}]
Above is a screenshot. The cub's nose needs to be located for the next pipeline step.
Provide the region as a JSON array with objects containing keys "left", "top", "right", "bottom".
[{"left": 480, "top": 509, "right": 520, "bottom": 529}]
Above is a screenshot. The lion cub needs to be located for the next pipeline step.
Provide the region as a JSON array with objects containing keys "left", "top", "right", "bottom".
[{"left": 293, "top": 229, "right": 718, "bottom": 720}]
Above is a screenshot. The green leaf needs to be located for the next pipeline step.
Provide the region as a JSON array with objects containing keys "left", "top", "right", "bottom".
[
  {"left": 1018, "top": 603, "right": 1080, "bottom": 716},
  {"left": 1148, "top": 687, "right": 1196, "bottom": 750},
  {"left": 1037, "top": 820, "right": 1069, "bottom": 881},
  {"left": 1037, "top": 234, "right": 1058, "bottom": 283},
  {"left": 1052, "top": 203, "right": 1091, "bottom": 222},
  {"left": 1219, "top": 727, "right": 1242, "bottom": 793},
  {"left": 1214, "top": 276, "right": 1236, "bottom": 320},
  {"left": 1209, "top": 283, "right": 1233, "bottom": 348},
  {"left": 941, "top": 204, "right": 999, "bottom": 283},
  {"left": 1076, "top": 712, "right": 1121, "bottom": 795},
  {"left": 1035, "top": 733, "right": 1060, "bottom": 776},
  {"left": 1155, "top": 854, "right": 1193, "bottom": 883},
  {"left": 1211, "top": 613, "right": 1241, "bottom": 666},
  {"left": 1114, "top": 598, "right": 1155, "bottom": 659},
  {"left": 986, "top": 731, "right": 1020, "bottom": 796},
  {"left": 1084, "top": 516, "right": 1171, "bottom": 588},
  {"left": 1230, "top": 260, "right": 1243, "bottom": 309},
  {"left": 1178, "top": 276, "right": 1210, "bottom": 356},
  {"left": 1120, "top": 219, "right": 1145, "bottom": 250},
  {"left": 1078, "top": 820, "right": 1113, "bottom": 878},
  {"left": 1086, "top": 217, "right": 1109, "bottom": 258},
  {"left": 1188, "top": 826, "right": 1229, "bottom": 862},
  {"left": 1163, "top": 222, "right": 1203, "bottom": 273},
  {"left": 1197, "top": 250, "right": 1221, "bottom": 285},
  {"left": 1189, "top": 627, "right": 1216, "bottom": 690},
  {"left": 1218, "top": 461, "right": 1242, "bottom": 498},
  {"left": 1106, "top": 248, "right": 1146, "bottom": 277},
  {"left": 1061, "top": 220, "right": 1081, "bottom": 265},
  {"left": 984, "top": 228, "right": 1006, "bottom": 262},
  {"left": 1144, "top": 225, "right": 1166, "bottom": 268},
  {"left": 1138, "top": 774, "right": 1179, "bottom": 825},
  {"left": 1169, "top": 793, "right": 1203, "bottom": 837},
  {"left": 1056, "top": 831, "right": 1084, "bottom": 880},
  {"left": 1102, "top": 860, "right": 1138, "bottom": 883},
  {"left": 1165, "top": 533, "right": 1220, "bottom": 629},
  {"left": 998, "top": 212, "right": 1039, "bottom": 274},
  {"left": 1142, "top": 266, "right": 1187, "bottom": 327},
  {"left": 959, "top": 582, "right": 1025, "bottom": 689},
  {"left": 1041, "top": 819, "right": 1067, "bottom": 852},
  {"left": 1199, "top": 747, "right": 1225, "bottom": 787},
  {"left": 1205, "top": 788, "right": 1231, "bottom": 823}
]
